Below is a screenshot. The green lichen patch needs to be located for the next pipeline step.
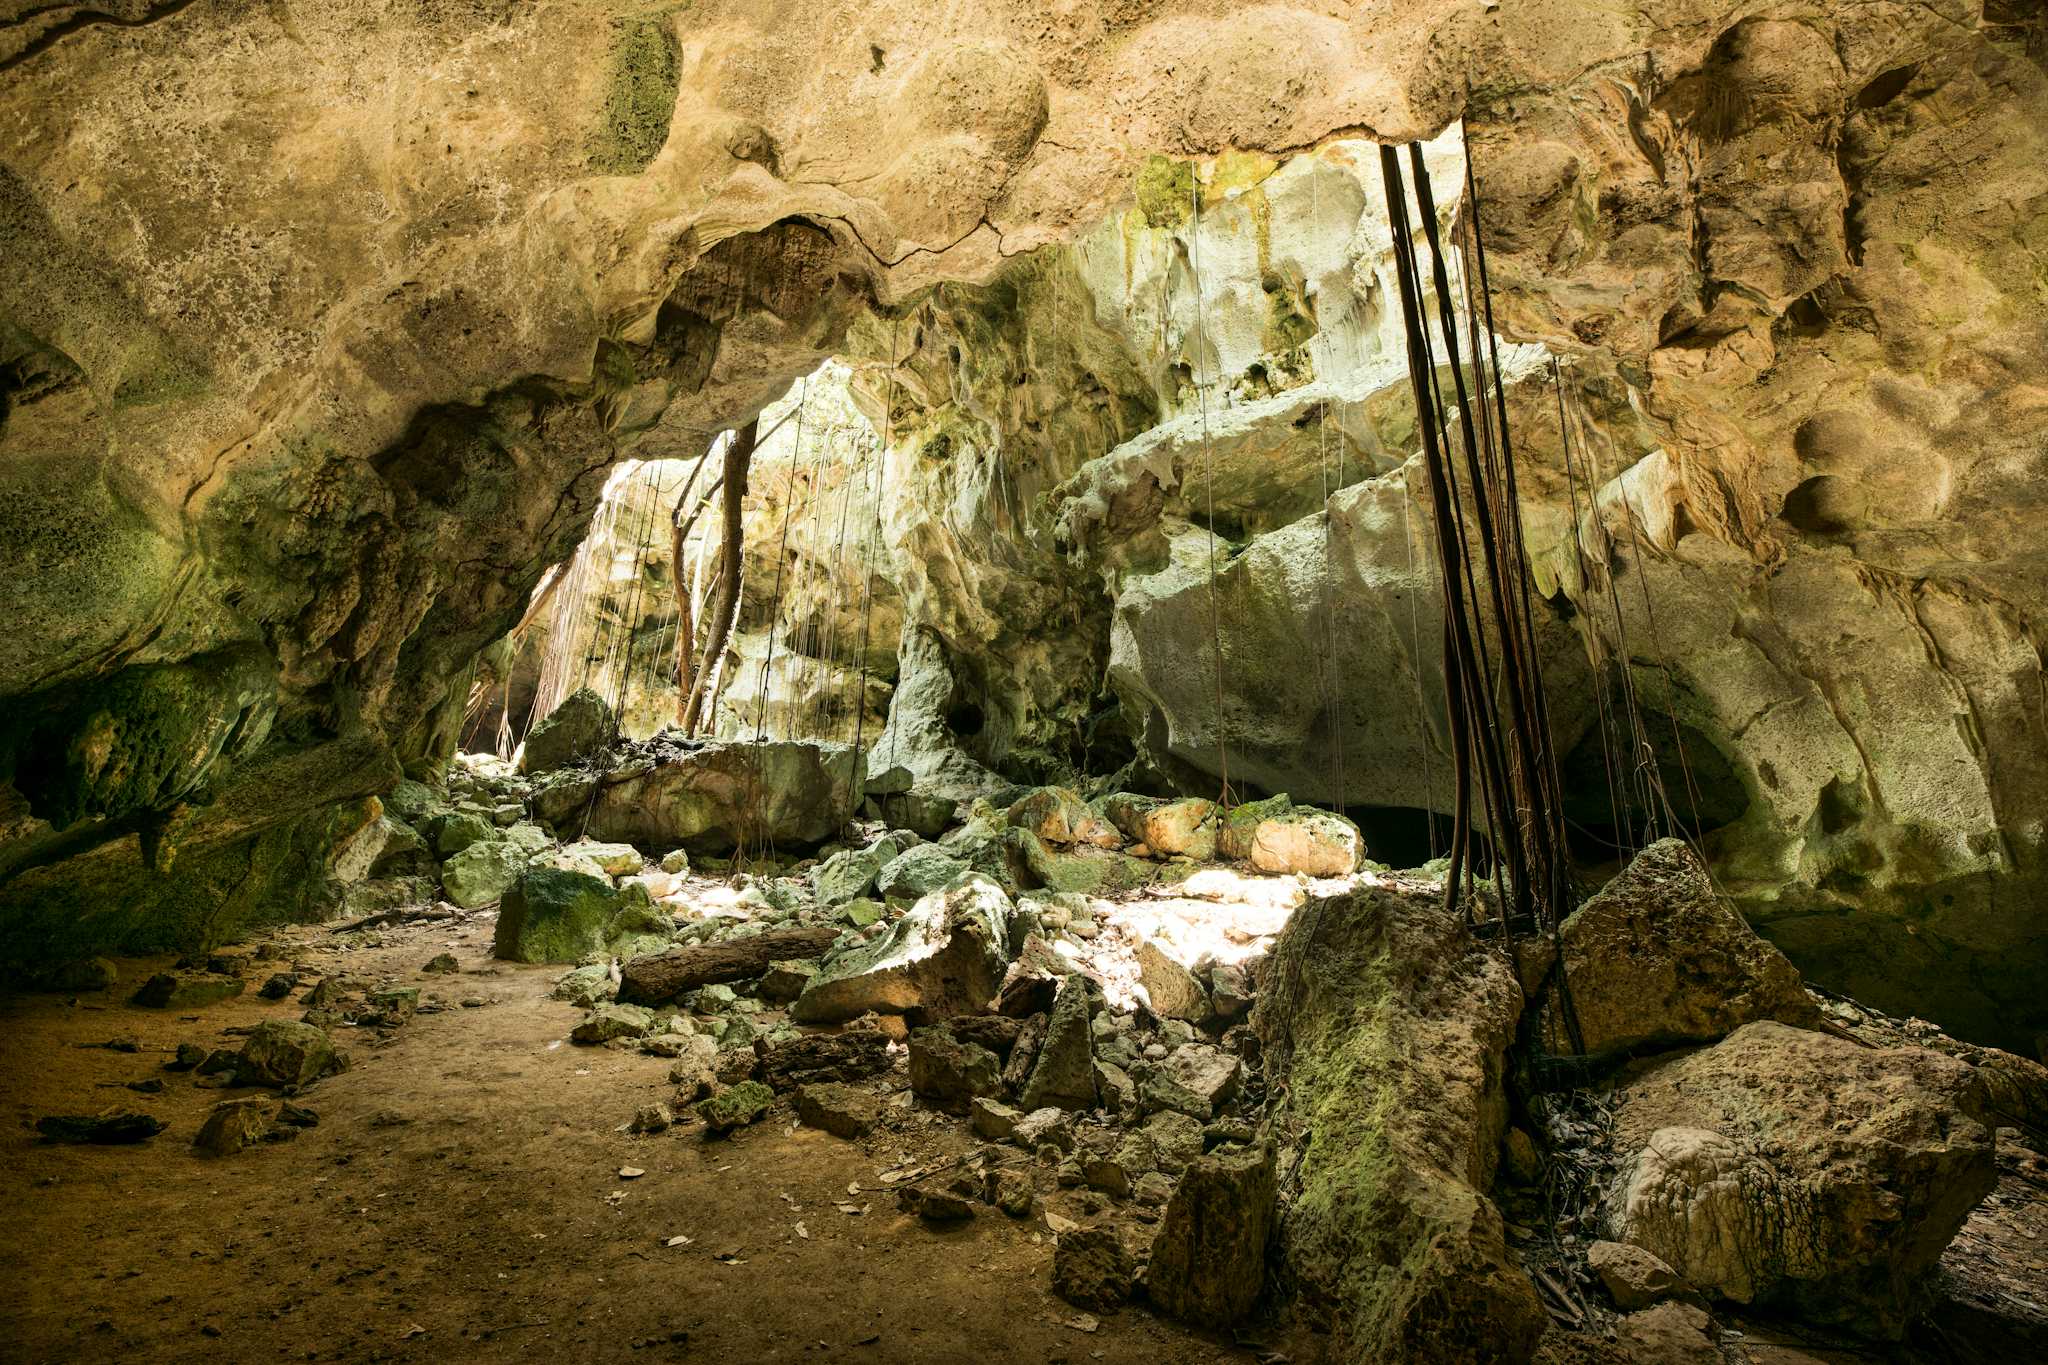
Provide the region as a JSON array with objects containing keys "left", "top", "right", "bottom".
[
  {"left": 1134, "top": 156, "right": 1195, "bottom": 228},
  {"left": 591, "top": 20, "right": 681, "bottom": 174}
]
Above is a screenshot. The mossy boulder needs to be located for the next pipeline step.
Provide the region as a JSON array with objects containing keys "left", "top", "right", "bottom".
[
  {"left": 698, "top": 1080, "right": 775, "bottom": 1135},
  {"left": 518, "top": 687, "right": 614, "bottom": 776},
  {"left": 236, "top": 1020, "right": 340, "bottom": 1088},
  {"left": 1219, "top": 794, "right": 1293, "bottom": 861},
  {"left": 1252, "top": 886, "right": 1544, "bottom": 1362},
  {"left": 493, "top": 864, "right": 620, "bottom": 963},
  {"left": 441, "top": 839, "right": 530, "bottom": 909}
]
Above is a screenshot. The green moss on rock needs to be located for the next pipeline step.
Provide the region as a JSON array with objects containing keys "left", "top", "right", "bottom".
[{"left": 591, "top": 20, "right": 681, "bottom": 174}]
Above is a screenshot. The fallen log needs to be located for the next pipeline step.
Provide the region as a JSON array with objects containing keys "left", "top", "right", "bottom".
[{"left": 619, "top": 925, "right": 837, "bottom": 1004}]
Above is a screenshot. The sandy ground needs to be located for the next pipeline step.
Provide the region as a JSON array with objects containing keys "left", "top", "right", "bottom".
[{"left": 0, "top": 914, "right": 1246, "bottom": 1365}]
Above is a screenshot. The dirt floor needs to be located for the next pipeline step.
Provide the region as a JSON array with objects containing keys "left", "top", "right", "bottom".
[{"left": 0, "top": 914, "right": 1246, "bottom": 1365}]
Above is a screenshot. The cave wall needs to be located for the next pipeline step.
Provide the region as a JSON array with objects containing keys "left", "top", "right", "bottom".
[{"left": 1, "top": 1, "right": 2043, "bottom": 1046}]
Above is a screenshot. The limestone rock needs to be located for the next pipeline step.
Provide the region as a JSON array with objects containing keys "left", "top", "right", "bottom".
[
  {"left": 1252, "top": 886, "right": 1544, "bottom": 1362},
  {"left": 1587, "top": 1240, "right": 1694, "bottom": 1312},
  {"left": 570, "top": 1002, "right": 654, "bottom": 1044},
  {"left": 811, "top": 845, "right": 886, "bottom": 904},
  {"left": 698, "top": 1081, "right": 776, "bottom": 1135},
  {"left": 1007, "top": 787, "right": 1120, "bottom": 848},
  {"left": 492, "top": 865, "right": 618, "bottom": 963},
  {"left": 875, "top": 791, "right": 957, "bottom": 838},
  {"left": 132, "top": 972, "right": 244, "bottom": 1010},
  {"left": 519, "top": 688, "right": 614, "bottom": 775},
  {"left": 874, "top": 844, "right": 968, "bottom": 900},
  {"left": 1019, "top": 974, "right": 1097, "bottom": 1111},
  {"left": 1052, "top": 1225, "right": 1133, "bottom": 1312},
  {"left": 795, "top": 1083, "right": 879, "bottom": 1139},
  {"left": 1146, "top": 1142, "right": 1277, "bottom": 1329},
  {"left": 1219, "top": 795, "right": 1293, "bottom": 861},
  {"left": 1140, "top": 1045, "right": 1239, "bottom": 1119},
  {"left": 236, "top": 1020, "right": 339, "bottom": 1088},
  {"left": 1602, "top": 1020, "right": 1996, "bottom": 1338},
  {"left": 1547, "top": 839, "right": 1818, "bottom": 1060},
  {"left": 583, "top": 741, "right": 863, "bottom": 854},
  {"left": 791, "top": 876, "right": 1012, "bottom": 1024},
  {"left": 1134, "top": 939, "right": 1207, "bottom": 1022},
  {"left": 1100, "top": 794, "right": 1217, "bottom": 858},
  {"left": 194, "top": 1098, "right": 279, "bottom": 1155},
  {"left": 970, "top": 1097, "right": 1023, "bottom": 1141},
  {"left": 907, "top": 1025, "right": 1004, "bottom": 1114},
  {"left": 564, "top": 840, "right": 641, "bottom": 877},
  {"left": 1615, "top": 1303, "right": 1720, "bottom": 1364},
  {"left": 551, "top": 963, "right": 615, "bottom": 1009},
  {"left": 431, "top": 811, "right": 495, "bottom": 858},
  {"left": 440, "top": 839, "right": 530, "bottom": 910},
  {"left": 1247, "top": 806, "right": 1362, "bottom": 877}
]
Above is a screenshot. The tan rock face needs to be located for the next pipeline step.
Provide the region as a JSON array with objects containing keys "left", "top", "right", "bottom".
[{"left": 0, "top": 2, "right": 2042, "bottom": 1055}]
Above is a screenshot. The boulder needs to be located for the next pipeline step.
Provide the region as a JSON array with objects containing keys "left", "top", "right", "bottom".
[
  {"left": 1587, "top": 1240, "right": 1695, "bottom": 1312},
  {"left": 440, "top": 838, "right": 529, "bottom": 909},
  {"left": 758, "top": 959, "right": 818, "bottom": 1003},
  {"left": 570, "top": 1002, "right": 654, "bottom": 1044},
  {"left": 1146, "top": 1142, "right": 1277, "bottom": 1329},
  {"left": 1100, "top": 794, "right": 1217, "bottom": 858},
  {"left": 132, "top": 971, "right": 244, "bottom": 1010},
  {"left": 1219, "top": 794, "right": 1293, "bottom": 861},
  {"left": 811, "top": 845, "right": 886, "bottom": 904},
  {"left": 697, "top": 1080, "right": 775, "bottom": 1135},
  {"left": 491, "top": 864, "right": 618, "bottom": 963},
  {"left": 1252, "top": 886, "right": 1545, "bottom": 1363},
  {"left": 1247, "top": 806, "right": 1362, "bottom": 877},
  {"left": 908, "top": 1026, "right": 1005, "bottom": 1113},
  {"left": 970, "top": 1097, "right": 1023, "bottom": 1141},
  {"left": 1018, "top": 832, "right": 1152, "bottom": 895},
  {"left": 1602, "top": 1020, "right": 1996, "bottom": 1338},
  {"left": 874, "top": 844, "right": 969, "bottom": 900},
  {"left": 791, "top": 876, "right": 1012, "bottom": 1025},
  {"left": 1052, "top": 1225, "right": 1134, "bottom": 1312},
  {"left": 194, "top": 1098, "right": 279, "bottom": 1155},
  {"left": 1538, "top": 839, "right": 1819, "bottom": 1061},
  {"left": 1134, "top": 940, "right": 1208, "bottom": 1022},
  {"left": 876, "top": 791, "right": 957, "bottom": 838},
  {"left": 583, "top": 740, "right": 864, "bottom": 854},
  {"left": 1140, "top": 1045, "right": 1241, "bottom": 1119},
  {"left": 1019, "top": 974, "right": 1098, "bottom": 1112},
  {"left": 236, "top": 1020, "right": 340, "bottom": 1088},
  {"left": 551, "top": 963, "right": 615, "bottom": 1009},
  {"left": 795, "top": 1083, "right": 880, "bottom": 1139},
  {"left": 431, "top": 810, "right": 495, "bottom": 858},
  {"left": 564, "top": 839, "right": 642, "bottom": 877},
  {"left": 519, "top": 687, "right": 614, "bottom": 775},
  {"left": 1007, "top": 786, "right": 1120, "bottom": 848}
]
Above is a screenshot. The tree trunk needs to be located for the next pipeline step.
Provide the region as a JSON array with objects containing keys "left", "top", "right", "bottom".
[
  {"left": 618, "top": 924, "right": 837, "bottom": 1004},
  {"left": 682, "top": 417, "right": 757, "bottom": 735}
]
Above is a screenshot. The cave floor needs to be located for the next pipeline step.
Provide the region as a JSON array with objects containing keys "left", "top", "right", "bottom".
[{"left": 0, "top": 917, "right": 1238, "bottom": 1365}]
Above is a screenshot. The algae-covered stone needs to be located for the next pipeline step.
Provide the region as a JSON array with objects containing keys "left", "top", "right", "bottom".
[
  {"left": 493, "top": 864, "right": 618, "bottom": 963},
  {"left": 1219, "top": 794, "right": 1293, "bottom": 861},
  {"left": 432, "top": 810, "right": 495, "bottom": 858},
  {"left": 874, "top": 844, "right": 968, "bottom": 900},
  {"left": 812, "top": 845, "right": 886, "bottom": 904},
  {"left": 236, "top": 1020, "right": 339, "bottom": 1088},
  {"left": 908, "top": 1025, "right": 1004, "bottom": 1113},
  {"left": 1019, "top": 974, "right": 1097, "bottom": 1112},
  {"left": 1100, "top": 794, "right": 1217, "bottom": 859},
  {"left": 1247, "top": 806, "right": 1362, "bottom": 877},
  {"left": 565, "top": 839, "right": 642, "bottom": 877},
  {"left": 698, "top": 1080, "right": 775, "bottom": 1135},
  {"left": 132, "top": 972, "right": 245, "bottom": 1010},
  {"left": 1252, "top": 885, "right": 1544, "bottom": 1362},
  {"left": 441, "top": 839, "right": 529, "bottom": 909},
  {"left": 571, "top": 1002, "right": 654, "bottom": 1044},
  {"left": 795, "top": 1082, "right": 879, "bottom": 1138},
  {"left": 519, "top": 687, "right": 614, "bottom": 775},
  {"left": 1146, "top": 1142, "right": 1277, "bottom": 1328},
  {"left": 552, "top": 963, "right": 614, "bottom": 1008},
  {"left": 1018, "top": 831, "right": 1152, "bottom": 895},
  {"left": 1007, "top": 786, "right": 1119, "bottom": 847}
]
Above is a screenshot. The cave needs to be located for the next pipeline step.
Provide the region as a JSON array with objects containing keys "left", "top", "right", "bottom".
[{"left": 4, "top": 6, "right": 2047, "bottom": 1364}]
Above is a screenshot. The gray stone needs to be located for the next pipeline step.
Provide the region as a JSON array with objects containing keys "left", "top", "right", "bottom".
[
  {"left": 758, "top": 958, "right": 818, "bottom": 1003},
  {"left": 520, "top": 687, "right": 614, "bottom": 775},
  {"left": 433, "top": 810, "right": 495, "bottom": 858},
  {"left": 1143, "top": 1111, "right": 1204, "bottom": 1175},
  {"left": 811, "top": 845, "right": 886, "bottom": 904},
  {"left": 441, "top": 839, "right": 529, "bottom": 909},
  {"left": 874, "top": 844, "right": 969, "bottom": 900},
  {"left": 796, "top": 1082, "right": 880, "bottom": 1139},
  {"left": 236, "top": 1020, "right": 339, "bottom": 1088},
  {"left": 908, "top": 1025, "right": 1004, "bottom": 1114},
  {"left": 551, "top": 963, "right": 615, "bottom": 1008},
  {"left": 791, "top": 876, "right": 1012, "bottom": 1024},
  {"left": 1052, "top": 1225, "right": 1133, "bottom": 1311},
  {"left": 1019, "top": 974, "right": 1097, "bottom": 1111},
  {"left": 1146, "top": 1142, "right": 1277, "bottom": 1329},
  {"left": 1139, "top": 1044, "right": 1239, "bottom": 1119}
]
